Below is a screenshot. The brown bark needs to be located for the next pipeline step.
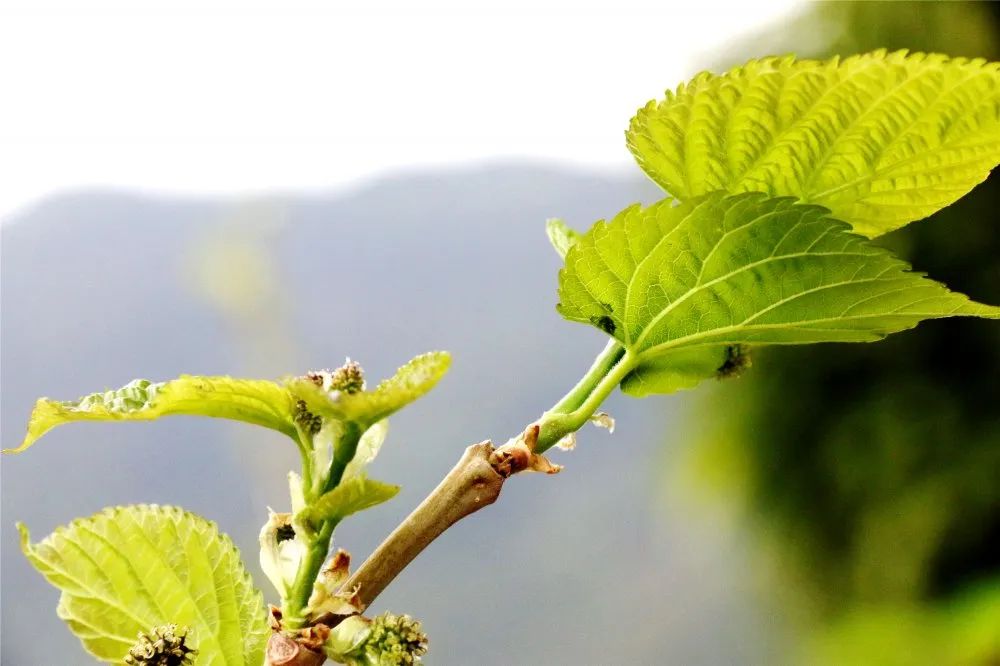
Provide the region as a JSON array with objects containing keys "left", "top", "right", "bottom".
[{"left": 341, "top": 440, "right": 508, "bottom": 612}]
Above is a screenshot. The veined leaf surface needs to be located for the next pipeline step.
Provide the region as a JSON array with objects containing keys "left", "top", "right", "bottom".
[
  {"left": 628, "top": 50, "right": 1000, "bottom": 236},
  {"left": 4, "top": 376, "right": 298, "bottom": 454},
  {"left": 557, "top": 192, "right": 999, "bottom": 394},
  {"left": 19, "top": 505, "right": 268, "bottom": 665}
]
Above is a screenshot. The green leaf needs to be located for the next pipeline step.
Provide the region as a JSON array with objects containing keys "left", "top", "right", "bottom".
[
  {"left": 627, "top": 50, "right": 1000, "bottom": 237},
  {"left": 19, "top": 504, "right": 268, "bottom": 665},
  {"left": 545, "top": 218, "right": 581, "bottom": 259},
  {"left": 619, "top": 347, "right": 729, "bottom": 397},
  {"left": 4, "top": 376, "right": 298, "bottom": 454},
  {"left": 297, "top": 477, "right": 400, "bottom": 529},
  {"left": 557, "top": 191, "right": 999, "bottom": 394},
  {"left": 287, "top": 352, "right": 451, "bottom": 427},
  {"left": 343, "top": 420, "right": 389, "bottom": 480}
]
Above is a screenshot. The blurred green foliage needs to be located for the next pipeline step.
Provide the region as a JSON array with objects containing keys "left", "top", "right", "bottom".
[{"left": 689, "top": 3, "right": 1000, "bottom": 663}]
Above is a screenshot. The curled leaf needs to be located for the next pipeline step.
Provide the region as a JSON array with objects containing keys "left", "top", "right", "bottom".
[
  {"left": 260, "top": 510, "right": 308, "bottom": 599},
  {"left": 545, "top": 218, "right": 581, "bottom": 259},
  {"left": 343, "top": 421, "right": 389, "bottom": 480},
  {"left": 306, "top": 549, "right": 362, "bottom": 618}
]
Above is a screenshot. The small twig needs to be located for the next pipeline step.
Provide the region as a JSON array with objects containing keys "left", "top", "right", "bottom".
[{"left": 341, "top": 440, "right": 511, "bottom": 612}]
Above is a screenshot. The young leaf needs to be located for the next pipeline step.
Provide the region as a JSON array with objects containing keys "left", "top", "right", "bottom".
[
  {"left": 628, "top": 50, "right": 1000, "bottom": 237},
  {"left": 297, "top": 477, "right": 400, "bottom": 529},
  {"left": 4, "top": 376, "right": 298, "bottom": 454},
  {"left": 545, "top": 218, "right": 581, "bottom": 259},
  {"left": 342, "top": 420, "right": 389, "bottom": 480},
  {"left": 287, "top": 351, "right": 451, "bottom": 427},
  {"left": 557, "top": 192, "right": 999, "bottom": 395},
  {"left": 19, "top": 504, "right": 268, "bottom": 665}
]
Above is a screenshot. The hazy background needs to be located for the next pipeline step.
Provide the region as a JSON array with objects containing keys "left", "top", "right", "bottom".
[{"left": 3, "top": 2, "right": 998, "bottom": 664}]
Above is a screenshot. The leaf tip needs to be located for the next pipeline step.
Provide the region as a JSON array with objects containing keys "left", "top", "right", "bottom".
[{"left": 16, "top": 522, "right": 31, "bottom": 553}]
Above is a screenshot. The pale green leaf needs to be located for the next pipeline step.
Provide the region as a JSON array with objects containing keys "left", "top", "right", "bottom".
[
  {"left": 628, "top": 50, "right": 1000, "bottom": 236},
  {"left": 5, "top": 376, "right": 298, "bottom": 454},
  {"left": 545, "top": 218, "right": 581, "bottom": 259},
  {"left": 19, "top": 504, "right": 268, "bottom": 665},
  {"left": 287, "top": 352, "right": 451, "bottom": 426},
  {"left": 557, "top": 191, "right": 998, "bottom": 395},
  {"left": 297, "top": 477, "right": 400, "bottom": 529},
  {"left": 343, "top": 420, "right": 389, "bottom": 480}
]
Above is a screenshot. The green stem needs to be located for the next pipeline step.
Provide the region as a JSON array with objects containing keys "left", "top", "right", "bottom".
[
  {"left": 281, "top": 423, "right": 363, "bottom": 627},
  {"left": 282, "top": 342, "right": 636, "bottom": 626},
  {"left": 282, "top": 520, "right": 338, "bottom": 629},
  {"left": 323, "top": 422, "right": 364, "bottom": 494},
  {"left": 535, "top": 346, "right": 638, "bottom": 453},
  {"left": 295, "top": 432, "right": 314, "bottom": 499},
  {"left": 332, "top": 342, "right": 639, "bottom": 615},
  {"left": 549, "top": 340, "right": 625, "bottom": 415}
]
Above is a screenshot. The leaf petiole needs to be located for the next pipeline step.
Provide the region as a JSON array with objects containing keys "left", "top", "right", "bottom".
[{"left": 535, "top": 344, "right": 637, "bottom": 453}]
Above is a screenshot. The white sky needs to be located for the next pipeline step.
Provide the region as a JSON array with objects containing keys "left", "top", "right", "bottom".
[{"left": 0, "top": 0, "right": 803, "bottom": 220}]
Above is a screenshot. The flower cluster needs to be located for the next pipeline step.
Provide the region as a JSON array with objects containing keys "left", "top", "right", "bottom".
[
  {"left": 352, "top": 613, "right": 428, "bottom": 666},
  {"left": 123, "top": 624, "right": 195, "bottom": 666}
]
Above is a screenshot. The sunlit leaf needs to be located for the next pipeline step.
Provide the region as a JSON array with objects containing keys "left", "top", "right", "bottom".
[
  {"left": 19, "top": 505, "right": 268, "bottom": 665},
  {"left": 557, "top": 192, "right": 999, "bottom": 395},
  {"left": 287, "top": 352, "right": 451, "bottom": 427},
  {"left": 297, "top": 477, "right": 400, "bottom": 530},
  {"left": 4, "top": 376, "right": 298, "bottom": 454},
  {"left": 628, "top": 50, "right": 1000, "bottom": 236},
  {"left": 343, "top": 420, "right": 389, "bottom": 480},
  {"left": 545, "top": 218, "right": 581, "bottom": 259}
]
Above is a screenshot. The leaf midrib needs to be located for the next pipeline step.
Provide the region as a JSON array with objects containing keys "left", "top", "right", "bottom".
[
  {"left": 630, "top": 248, "right": 885, "bottom": 352},
  {"left": 638, "top": 296, "right": 984, "bottom": 358}
]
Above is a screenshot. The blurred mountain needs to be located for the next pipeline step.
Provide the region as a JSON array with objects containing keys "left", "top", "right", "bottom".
[{"left": 1, "top": 164, "right": 783, "bottom": 664}]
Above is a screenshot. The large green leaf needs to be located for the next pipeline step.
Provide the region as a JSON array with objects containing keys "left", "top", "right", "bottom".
[
  {"left": 627, "top": 50, "right": 1000, "bottom": 237},
  {"left": 4, "top": 376, "right": 298, "bottom": 454},
  {"left": 19, "top": 505, "right": 269, "bottom": 665},
  {"left": 557, "top": 192, "right": 999, "bottom": 395},
  {"left": 287, "top": 352, "right": 451, "bottom": 427}
]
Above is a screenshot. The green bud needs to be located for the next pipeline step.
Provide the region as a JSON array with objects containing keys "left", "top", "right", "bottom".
[
  {"left": 329, "top": 359, "right": 366, "bottom": 394},
  {"left": 294, "top": 399, "right": 323, "bottom": 435},
  {"left": 353, "top": 613, "right": 428, "bottom": 665},
  {"left": 305, "top": 359, "right": 366, "bottom": 395}
]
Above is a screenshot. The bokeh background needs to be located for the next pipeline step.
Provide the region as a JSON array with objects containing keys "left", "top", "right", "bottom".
[{"left": 2, "top": 2, "right": 998, "bottom": 664}]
